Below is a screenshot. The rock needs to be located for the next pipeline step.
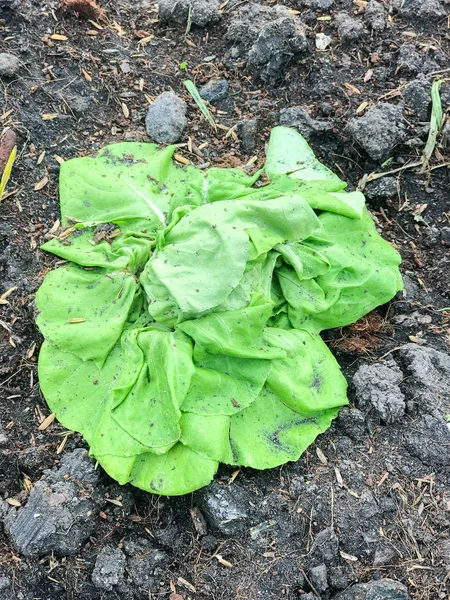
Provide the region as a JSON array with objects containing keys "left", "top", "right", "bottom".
[
  {"left": 334, "top": 578, "right": 408, "bottom": 600},
  {"left": 399, "top": 0, "right": 446, "bottom": 22},
  {"left": 365, "top": 177, "right": 398, "bottom": 202},
  {"left": 250, "top": 520, "right": 277, "bottom": 546},
  {"left": 397, "top": 344, "right": 450, "bottom": 413},
  {"left": 309, "top": 527, "right": 340, "bottom": 564},
  {"left": 226, "top": 3, "right": 308, "bottom": 85},
  {"left": 199, "top": 79, "right": 229, "bottom": 103},
  {"left": 336, "top": 14, "right": 365, "bottom": 43},
  {"left": 0, "top": 577, "right": 10, "bottom": 591},
  {"left": 145, "top": 92, "right": 187, "bottom": 144},
  {"left": 373, "top": 541, "right": 398, "bottom": 566},
  {"left": 92, "top": 547, "right": 125, "bottom": 591},
  {"left": 158, "top": 0, "right": 220, "bottom": 27},
  {"left": 51, "top": 448, "right": 100, "bottom": 486},
  {"left": 196, "top": 482, "right": 250, "bottom": 535},
  {"left": 279, "top": 107, "right": 330, "bottom": 139},
  {"left": 358, "top": 490, "right": 379, "bottom": 520},
  {"left": 440, "top": 227, "right": 450, "bottom": 246},
  {"left": 403, "top": 76, "right": 431, "bottom": 121},
  {"left": 67, "top": 95, "right": 90, "bottom": 116},
  {"left": 296, "top": 0, "right": 334, "bottom": 9},
  {"left": 364, "top": 0, "right": 386, "bottom": 30},
  {"left": 236, "top": 119, "right": 258, "bottom": 153},
  {"left": 4, "top": 479, "right": 98, "bottom": 557},
  {"left": 353, "top": 363, "right": 406, "bottom": 423},
  {"left": 309, "top": 564, "right": 328, "bottom": 593},
  {"left": 397, "top": 45, "right": 423, "bottom": 75},
  {"left": 123, "top": 538, "right": 168, "bottom": 589},
  {"left": 328, "top": 565, "right": 355, "bottom": 590},
  {"left": 337, "top": 408, "right": 366, "bottom": 440},
  {"left": 346, "top": 103, "right": 406, "bottom": 161},
  {"left": 405, "top": 414, "right": 450, "bottom": 470},
  {"left": 0, "top": 53, "right": 20, "bottom": 77}
]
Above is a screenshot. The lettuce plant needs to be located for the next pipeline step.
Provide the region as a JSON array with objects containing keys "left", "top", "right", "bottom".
[{"left": 36, "top": 127, "right": 403, "bottom": 495}]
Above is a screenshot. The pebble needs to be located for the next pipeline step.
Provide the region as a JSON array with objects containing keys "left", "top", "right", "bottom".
[
  {"left": 199, "top": 79, "right": 229, "bottom": 103},
  {"left": 0, "top": 53, "right": 20, "bottom": 77},
  {"left": 91, "top": 547, "right": 125, "bottom": 591},
  {"left": 145, "top": 92, "right": 187, "bottom": 144}
]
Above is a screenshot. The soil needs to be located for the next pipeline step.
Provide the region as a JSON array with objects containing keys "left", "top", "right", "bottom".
[{"left": 0, "top": 1, "right": 449, "bottom": 599}]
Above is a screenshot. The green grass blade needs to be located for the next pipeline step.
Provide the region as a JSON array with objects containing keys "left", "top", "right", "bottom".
[
  {"left": 184, "top": 79, "right": 217, "bottom": 131},
  {"left": 420, "top": 80, "right": 444, "bottom": 173}
]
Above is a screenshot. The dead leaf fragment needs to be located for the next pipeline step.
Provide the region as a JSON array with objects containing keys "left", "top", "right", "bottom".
[
  {"left": 41, "top": 113, "right": 59, "bottom": 121},
  {"left": 316, "top": 447, "right": 328, "bottom": 465},
  {"left": 7, "top": 498, "right": 21, "bottom": 507},
  {"left": 38, "top": 413, "right": 56, "bottom": 431},
  {"left": 67, "top": 317, "right": 86, "bottom": 323},
  {"left": 340, "top": 550, "right": 358, "bottom": 561},
  {"left": 121, "top": 102, "right": 130, "bottom": 118},
  {"left": 0, "top": 129, "right": 17, "bottom": 173},
  {"left": 177, "top": 578, "right": 196, "bottom": 593},
  {"left": 215, "top": 554, "right": 233, "bottom": 568},
  {"left": 82, "top": 68, "right": 92, "bottom": 82},
  {"left": 34, "top": 176, "right": 49, "bottom": 191},
  {"left": 50, "top": 33, "right": 68, "bottom": 41}
]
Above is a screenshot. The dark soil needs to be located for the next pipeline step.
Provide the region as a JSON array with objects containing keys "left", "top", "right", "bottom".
[{"left": 1, "top": 1, "right": 449, "bottom": 599}]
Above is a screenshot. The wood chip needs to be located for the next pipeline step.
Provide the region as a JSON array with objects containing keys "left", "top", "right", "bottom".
[
  {"left": 215, "top": 554, "right": 233, "bottom": 568},
  {"left": 177, "top": 577, "right": 196, "bottom": 593},
  {"left": 0, "top": 286, "right": 17, "bottom": 305},
  {"left": 344, "top": 82, "right": 361, "bottom": 95},
  {"left": 56, "top": 435, "right": 69, "bottom": 454},
  {"left": 34, "top": 175, "right": 49, "bottom": 191},
  {"left": 334, "top": 467, "right": 344, "bottom": 486},
  {"left": 50, "top": 33, "right": 68, "bottom": 41},
  {"left": 7, "top": 498, "right": 21, "bottom": 507},
  {"left": 37, "top": 150, "right": 46, "bottom": 165},
  {"left": 316, "top": 447, "right": 328, "bottom": 465},
  {"left": 356, "top": 101, "right": 369, "bottom": 114},
  {"left": 82, "top": 68, "right": 92, "bottom": 82},
  {"left": 121, "top": 102, "right": 129, "bottom": 118},
  {"left": 105, "top": 498, "right": 123, "bottom": 506},
  {"left": 174, "top": 154, "right": 190, "bottom": 166},
  {"left": 53, "top": 155, "right": 65, "bottom": 164},
  {"left": 38, "top": 412, "right": 56, "bottom": 431},
  {"left": 340, "top": 550, "right": 358, "bottom": 562},
  {"left": 67, "top": 317, "right": 86, "bottom": 323},
  {"left": 41, "top": 113, "right": 59, "bottom": 120}
]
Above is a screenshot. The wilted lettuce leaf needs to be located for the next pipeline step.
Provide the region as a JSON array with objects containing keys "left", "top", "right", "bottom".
[{"left": 36, "top": 127, "right": 403, "bottom": 495}]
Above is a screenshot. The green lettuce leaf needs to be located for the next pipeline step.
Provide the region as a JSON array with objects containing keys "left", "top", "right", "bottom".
[{"left": 36, "top": 126, "right": 403, "bottom": 495}]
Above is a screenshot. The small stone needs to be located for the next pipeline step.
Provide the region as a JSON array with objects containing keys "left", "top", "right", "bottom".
[
  {"left": 353, "top": 362, "right": 406, "bottom": 423},
  {"left": 365, "top": 177, "right": 398, "bottom": 203},
  {"left": 337, "top": 408, "right": 366, "bottom": 440},
  {"left": 358, "top": 490, "right": 379, "bottom": 520},
  {"left": 373, "top": 542, "right": 398, "bottom": 567},
  {"left": 335, "top": 578, "right": 407, "bottom": 600},
  {"left": 123, "top": 538, "right": 168, "bottom": 588},
  {"left": 145, "top": 92, "right": 187, "bottom": 144},
  {"left": 236, "top": 119, "right": 258, "bottom": 153},
  {"left": 279, "top": 107, "right": 330, "bottom": 139},
  {"left": 92, "top": 547, "right": 125, "bottom": 591},
  {"left": 328, "top": 565, "right": 354, "bottom": 590},
  {"left": 199, "top": 79, "right": 229, "bottom": 103},
  {"left": 196, "top": 482, "right": 250, "bottom": 535},
  {"left": 309, "top": 527, "right": 340, "bottom": 564},
  {"left": 336, "top": 14, "right": 365, "bottom": 43},
  {"left": 158, "top": 0, "right": 220, "bottom": 27},
  {"left": 53, "top": 448, "right": 100, "bottom": 486},
  {"left": 403, "top": 76, "right": 431, "bottom": 121},
  {"left": 397, "top": 45, "right": 423, "bottom": 75},
  {"left": 346, "top": 103, "right": 406, "bottom": 161},
  {"left": 309, "top": 564, "right": 328, "bottom": 593},
  {"left": 68, "top": 95, "right": 90, "bottom": 116},
  {"left": 0, "top": 53, "right": 20, "bottom": 77},
  {"left": 399, "top": 0, "right": 446, "bottom": 22},
  {"left": 364, "top": 0, "right": 386, "bottom": 30}
]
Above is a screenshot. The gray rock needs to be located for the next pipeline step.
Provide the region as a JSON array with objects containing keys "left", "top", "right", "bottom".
[
  {"left": 0, "top": 577, "right": 10, "bottom": 591},
  {"left": 68, "top": 95, "right": 90, "bottom": 116},
  {"left": 337, "top": 14, "right": 365, "bottom": 43},
  {"left": 145, "top": 92, "right": 187, "bottom": 144},
  {"left": 296, "top": 0, "right": 334, "bottom": 9},
  {"left": 158, "top": 0, "right": 220, "bottom": 27},
  {"left": 397, "top": 344, "right": 450, "bottom": 411},
  {"left": 279, "top": 107, "right": 330, "bottom": 139},
  {"left": 4, "top": 479, "right": 97, "bottom": 557},
  {"left": 353, "top": 363, "right": 406, "bottom": 423},
  {"left": 399, "top": 0, "right": 446, "bottom": 22},
  {"left": 405, "top": 414, "right": 450, "bottom": 470},
  {"left": 373, "top": 542, "right": 398, "bottom": 566},
  {"left": 365, "top": 177, "right": 398, "bottom": 202},
  {"left": 123, "top": 538, "right": 168, "bottom": 588},
  {"left": 358, "top": 490, "right": 379, "bottom": 520},
  {"left": 329, "top": 565, "right": 355, "bottom": 590},
  {"left": 309, "top": 564, "right": 328, "bottom": 593},
  {"left": 196, "top": 482, "right": 250, "bottom": 535},
  {"left": 337, "top": 407, "right": 366, "bottom": 440},
  {"left": 236, "top": 119, "right": 258, "bottom": 153},
  {"left": 0, "top": 53, "right": 20, "bottom": 77},
  {"left": 199, "top": 79, "right": 229, "bottom": 103},
  {"left": 50, "top": 448, "right": 100, "bottom": 486},
  {"left": 364, "top": 0, "right": 386, "bottom": 30},
  {"left": 335, "top": 578, "right": 408, "bottom": 600},
  {"left": 226, "top": 3, "right": 308, "bottom": 85},
  {"left": 346, "top": 103, "right": 406, "bottom": 161},
  {"left": 92, "top": 547, "right": 125, "bottom": 591},
  {"left": 250, "top": 520, "right": 277, "bottom": 546},
  {"left": 309, "top": 527, "right": 340, "bottom": 564},
  {"left": 403, "top": 76, "right": 431, "bottom": 121},
  {"left": 397, "top": 45, "right": 423, "bottom": 75}
]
